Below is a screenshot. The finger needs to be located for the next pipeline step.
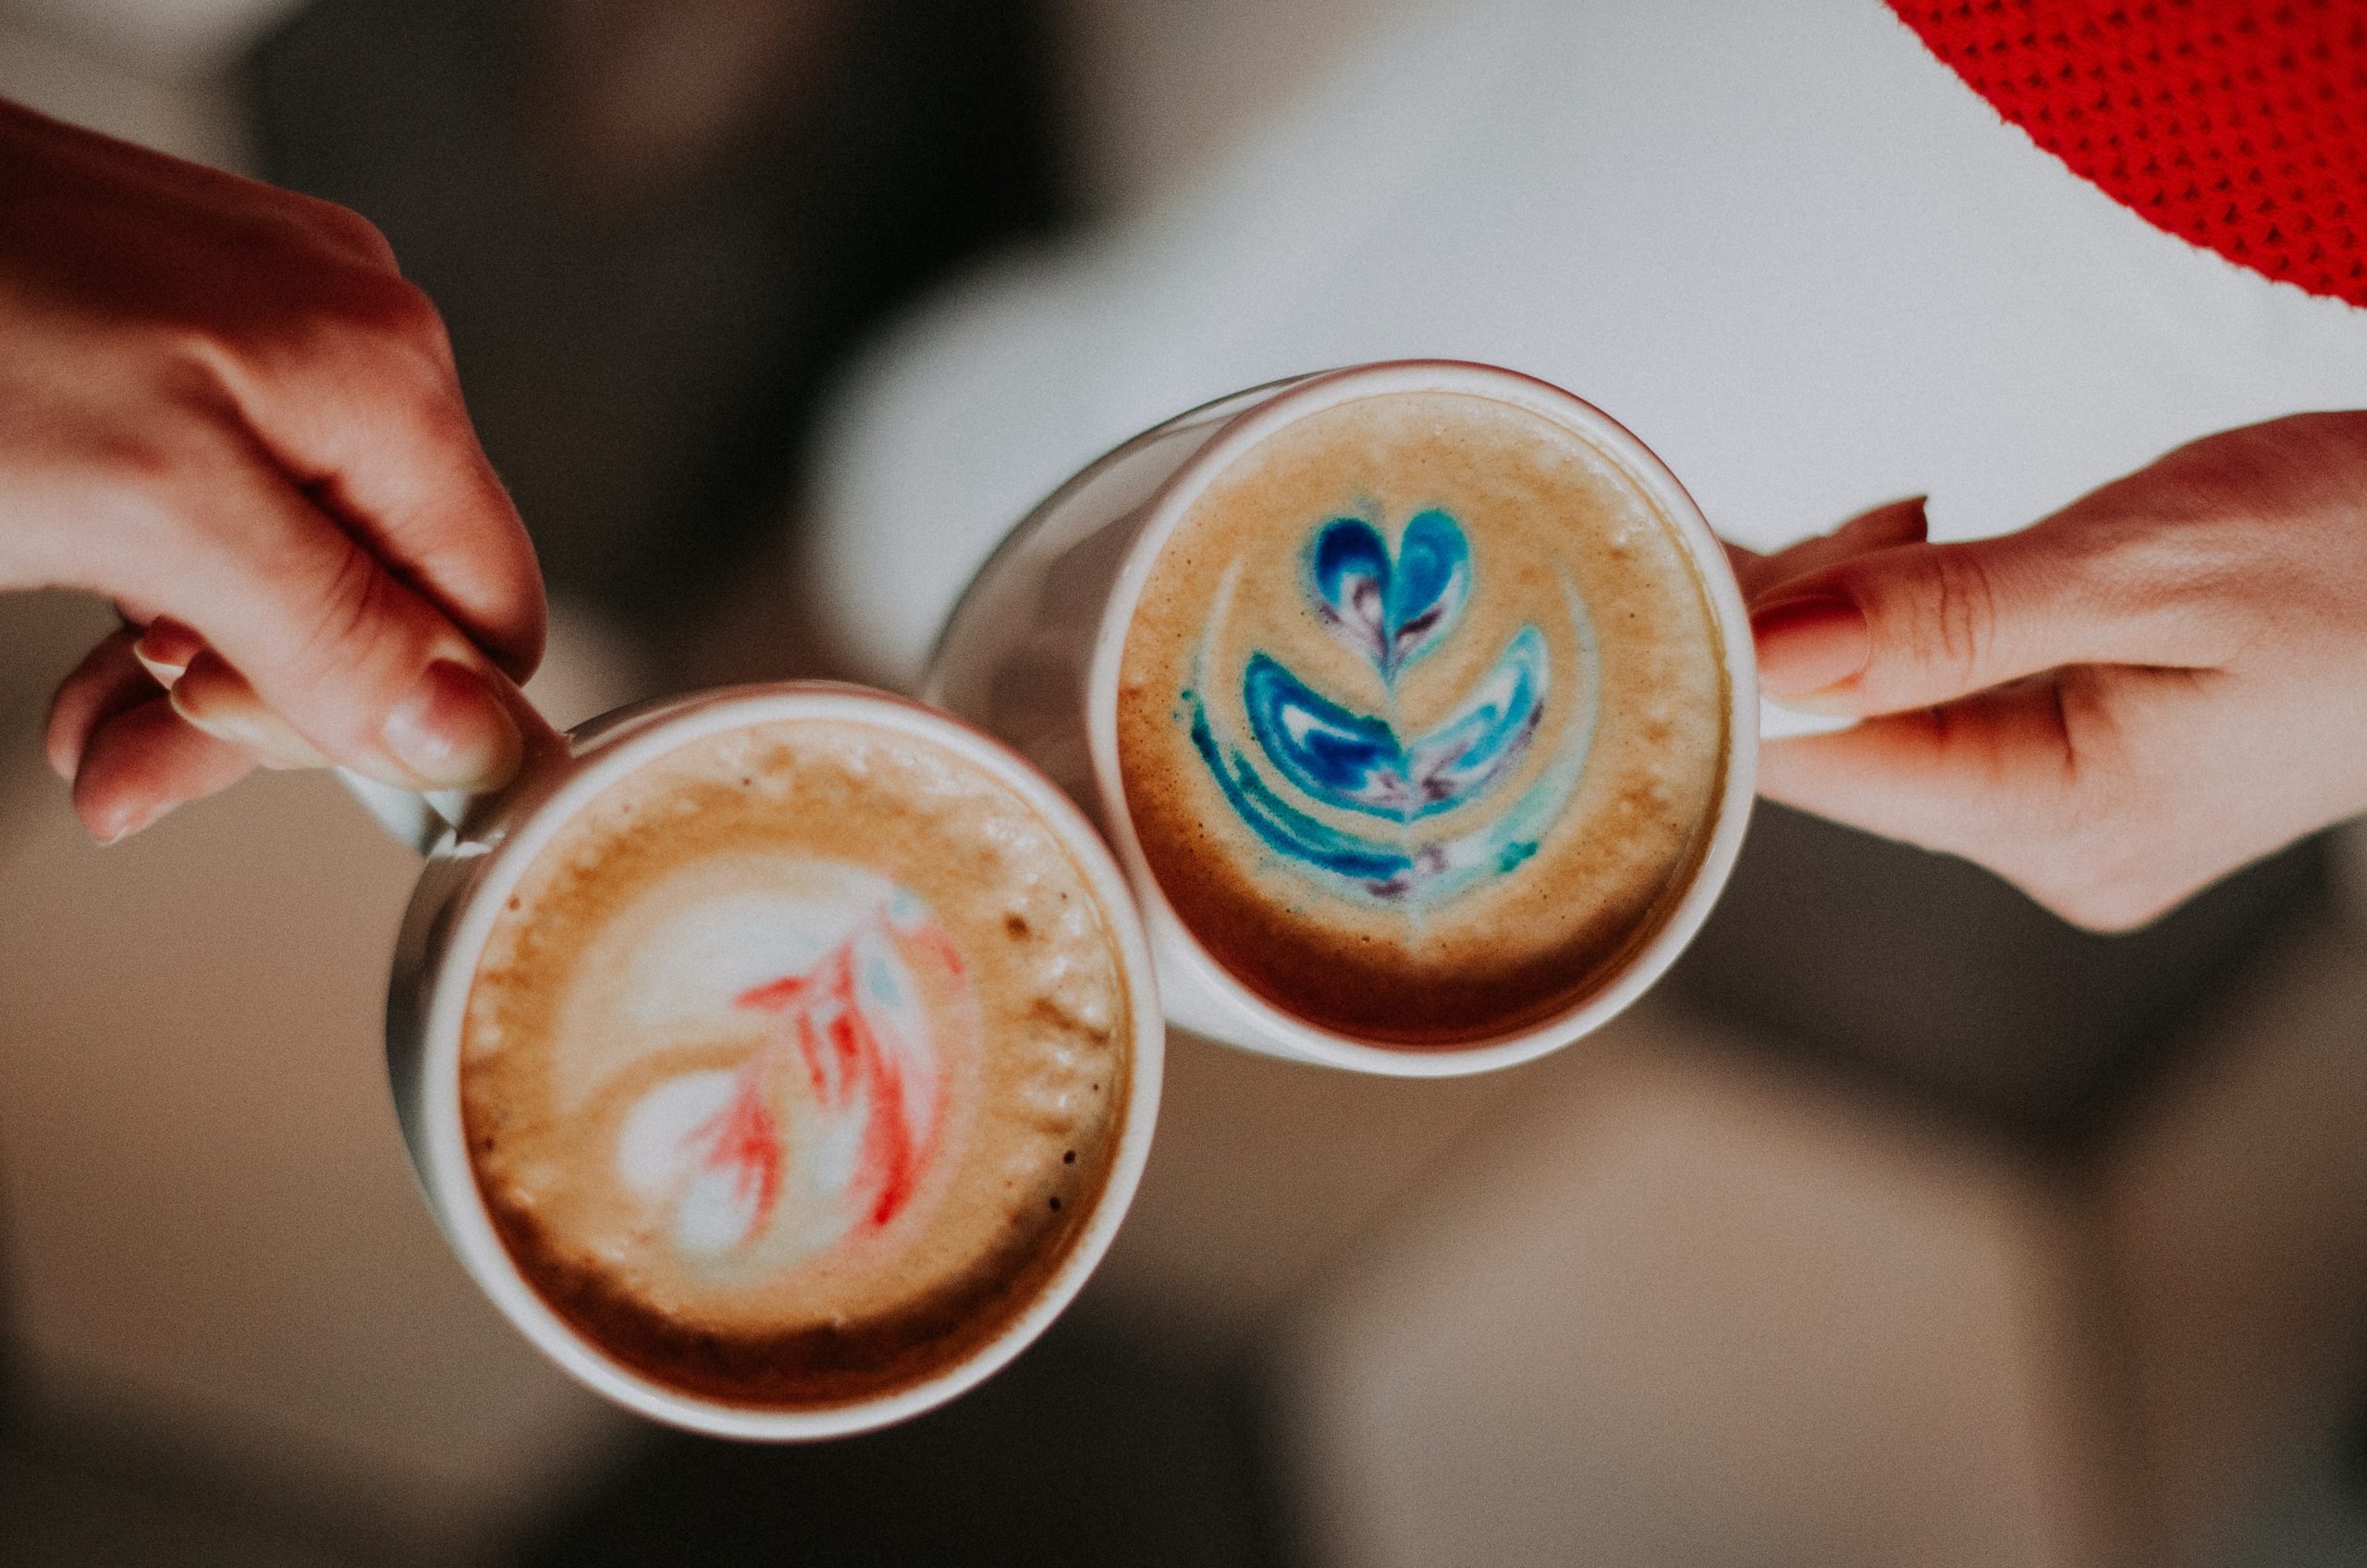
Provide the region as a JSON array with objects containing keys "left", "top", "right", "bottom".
[
  {"left": 1748, "top": 513, "right": 2192, "bottom": 714},
  {"left": 1734, "top": 496, "right": 1930, "bottom": 602},
  {"left": 167, "top": 653, "right": 332, "bottom": 768},
  {"left": 1755, "top": 677, "right": 2077, "bottom": 858},
  {"left": 45, "top": 630, "right": 160, "bottom": 781},
  {"left": 292, "top": 381, "right": 546, "bottom": 680},
  {"left": 71, "top": 693, "right": 256, "bottom": 843},
  {"left": 199, "top": 282, "right": 546, "bottom": 680},
  {"left": 128, "top": 622, "right": 330, "bottom": 768},
  {"left": 79, "top": 427, "right": 532, "bottom": 791}
]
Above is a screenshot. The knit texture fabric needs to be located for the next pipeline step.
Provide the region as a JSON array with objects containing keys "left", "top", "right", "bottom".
[{"left": 1888, "top": 1, "right": 2367, "bottom": 307}]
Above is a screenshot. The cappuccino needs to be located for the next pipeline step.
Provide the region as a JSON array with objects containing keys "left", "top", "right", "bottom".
[
  {"left": 460, "top": 716, "right": 1136, "bottom": 1408},
  {"left": 1116, "top": 390, "right": 1728, "bottom": 1045}
]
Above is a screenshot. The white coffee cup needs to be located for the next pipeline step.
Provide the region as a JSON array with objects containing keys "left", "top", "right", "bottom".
[
  {"left": 349, "top": 683, "right": 1164, "bottom": 1439},
  {"left": 925, "top": 360, "right": 1760, "bottom": 1079}
]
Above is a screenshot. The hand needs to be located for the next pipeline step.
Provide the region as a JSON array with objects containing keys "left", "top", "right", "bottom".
[
  {"left": 0, "top": 99, "right": 546, "bottom": 842},
  {"left": 1735, "top": 412, "right": 2367, "bottom": 930}
]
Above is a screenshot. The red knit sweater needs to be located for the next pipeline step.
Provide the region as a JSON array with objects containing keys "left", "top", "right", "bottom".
[{"left": 1887, "top": 0, "right": 2367, "bottom": 308}]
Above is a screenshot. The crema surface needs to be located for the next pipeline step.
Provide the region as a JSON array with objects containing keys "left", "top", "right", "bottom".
[
  {"left": 462, "top": 717, "right": 1134, "bottom": 1407},
  {"left": 1117, "top": 391, "right": 1727, "bottom": 1043}
]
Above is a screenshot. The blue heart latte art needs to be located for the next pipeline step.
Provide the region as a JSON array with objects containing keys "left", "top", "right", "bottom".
[{"left": 1181, "top": 509, "right": 1600, "bottom": 908}]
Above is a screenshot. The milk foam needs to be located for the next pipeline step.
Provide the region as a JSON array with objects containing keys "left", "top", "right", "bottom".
[
  {"left": 570, "top": 859, "right": 970, "bottom": 1273},
  {"left": 1117, "top": 390, "right": 1727, "bottom": 1044},
  {"left": 461, "top": 717, "right": 1134, "bottom": 1406}
]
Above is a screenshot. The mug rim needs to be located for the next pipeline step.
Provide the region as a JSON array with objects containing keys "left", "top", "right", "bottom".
[
  {"left": 406, "top": 682, "right": 1166, "bottom": 1439},
  {"left": 1083, "top": 359, "right": 1758, "bottom": 1077}
]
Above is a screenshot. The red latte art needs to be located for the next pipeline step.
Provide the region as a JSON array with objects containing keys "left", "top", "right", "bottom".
[
  {"left": 724, "top": 906, "right": 969, "bottom": 1235},
  {"left": 610, "top": 886, "right": 983, "bottom": 1276},
  {"left": 462, "top": 716, "right": 1133, "bottom": 1409}
]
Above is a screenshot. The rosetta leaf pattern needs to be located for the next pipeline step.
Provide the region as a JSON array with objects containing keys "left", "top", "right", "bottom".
[
  {"left": 615, "top": 900, "right": 960, "bottom": 1264},
  {"left": 1185, "top": 508, "right": 1597, "bottom": 906},
  {"left": 1242, "top": 624, "right": 1546, "bottom": 822}
]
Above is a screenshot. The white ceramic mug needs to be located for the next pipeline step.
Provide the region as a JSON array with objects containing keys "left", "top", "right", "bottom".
[
  {"left": 349, "top": 682, "right": 1164, "bottom": 1439},
  {"left": 925, "top": 360, "right": 1760, "bottom": 1079}
]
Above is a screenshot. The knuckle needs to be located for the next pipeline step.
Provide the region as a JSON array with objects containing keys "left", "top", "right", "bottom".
[
  {"left": 1918, "top": 549, "right": 2002, "bottom": 680},
  {"left": 283, "top": 544, "right": 420, "bottom": 746},
  {"left": 228, "top": 265, "right": 448, "bottom": 379},
  {"left": 196, "top": 270, "right": 460, "bottom": 426},
  {"left": 325, "top": 275, "right": 459, "bottom": 388},
  {"left": 2033, "top": 871, "right": 2175, "bottom": 934},
  {"left": 288, "top": 193, "right": 400, "bottom": 272},
  {"left": 406, "top": 380, "right": 478, "bottom": 448},
  {"left": 2012, "top": 802, "right": 2177, "bottom": 933},
  {"left": 2079, "top": 519, "right": 2239, "bottom": 622},
  {"left": 296, "top": 540, "right": 396, "bottom": 669},
  {"left": 139, "top": 216, "right": 455, "bottom": 410},
  {"left": 1860, "top": 548, "right": 2008, "bottom": 692},
  {"left": 362, "top": 274, "right": 442, "bottom": 340},
  {"left": 1999, "top": 822, "right": 2109, "bottom": 925},
  {"left": 285, "top": 546, "right": 434, "bottom": 750},
  {"left": 350, "top": 274, "right": 445, "bottom": 346}
]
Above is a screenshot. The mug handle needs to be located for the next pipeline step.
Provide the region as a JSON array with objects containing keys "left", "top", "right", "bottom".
[
  {"left": 337, "top": 771, "right": 474, "bottom": 857},
  {"left": 1757, "top": 696, "right": 1858, "bottom": 741}
]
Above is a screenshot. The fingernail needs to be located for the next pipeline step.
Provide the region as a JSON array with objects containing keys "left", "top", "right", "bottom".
[
  {"left": 92, "top": 801, "right": 170, "bottom": 846},
  {"left": 168, "top": 685, "right": 331, "bottom": 769},
  {"left": 133, "top": 619, "right": 205, "bottom": 685},
  {"left": 1887, "top": 495, "right": 1932, "bottom": 541},
  {"left": 1752, "top": 593, "right": 1870, "bottom": 697},
  {"left": 381, "top": 661, "right": 523, "bottom": 790}
]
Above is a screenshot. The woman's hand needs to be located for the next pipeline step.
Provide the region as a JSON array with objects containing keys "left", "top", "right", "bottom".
[
  {"left": 1736, "top": 412, "right": 2367, "bottom": 930},
  {"left": 0, "top": 99, "right": 545, "bottom": 842}
]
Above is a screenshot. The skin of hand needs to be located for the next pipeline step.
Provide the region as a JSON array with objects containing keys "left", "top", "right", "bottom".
[
  {"left": 1733, "top": 411, "right": 2367, "bottom": 931},
  {"left": 0, "top": 98, "right": 546, "bottom": 843}
]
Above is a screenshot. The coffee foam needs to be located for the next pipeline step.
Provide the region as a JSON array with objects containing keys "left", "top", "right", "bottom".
[
  {"left": 1116, "top": 390, "right": 1727, "bottom": 1044},
  {"left": 462, "top": 717, "right": 1134, "bottom": 1408}
]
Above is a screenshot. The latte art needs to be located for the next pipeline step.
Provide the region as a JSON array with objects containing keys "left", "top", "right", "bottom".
[
  {"left": 463, "top": 717, "right": 1135, "bottom": 1408},
  {"left": 1182, "top": 506, "right": 1600, "bottom": 908},
  {"left": 601, "top": 866, "right": 977, "bottom": 1275},
  {"left": 1118, "top": 390, "right": 1728, "bottom": 1045}
]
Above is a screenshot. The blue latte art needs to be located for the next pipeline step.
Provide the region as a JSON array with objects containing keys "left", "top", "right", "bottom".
[{"left": 1182, "top": 509, "right": 1600, "bottom": 908}]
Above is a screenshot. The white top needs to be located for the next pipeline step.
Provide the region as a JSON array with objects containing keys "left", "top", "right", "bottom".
[{"left": 807, "top": 0, "right": 2367, "bottom": 688}]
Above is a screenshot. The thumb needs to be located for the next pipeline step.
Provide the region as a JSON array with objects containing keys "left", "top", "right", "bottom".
[{"left": 1748, "top": 519, "right": 2189, "bottom": 715}]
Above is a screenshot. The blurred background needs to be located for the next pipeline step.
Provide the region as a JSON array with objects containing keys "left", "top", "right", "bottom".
[{"left": 3, "top": 0, "right": 2366, "bottom": 1562}]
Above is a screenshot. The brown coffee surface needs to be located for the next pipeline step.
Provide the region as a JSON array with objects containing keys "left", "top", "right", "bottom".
[
  {"left": 1117, "top": 390, "right": 1727, "bottom": 1045},
  {"left": 462, "top": 717, "right": 1134, "bottom": 1408}
]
